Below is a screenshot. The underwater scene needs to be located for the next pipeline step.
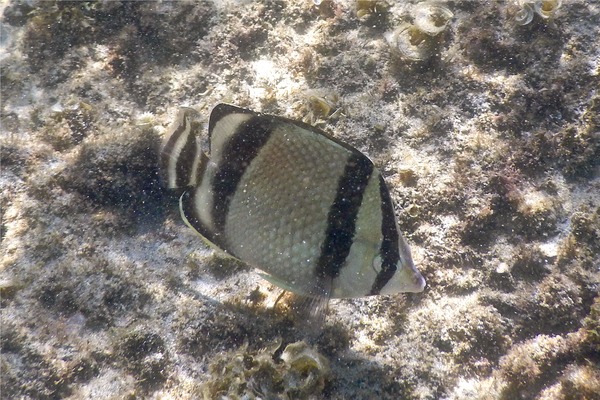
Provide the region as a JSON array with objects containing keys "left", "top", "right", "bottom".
[{"left": 1, "top": 0, "right": 599, "bottom": 399}]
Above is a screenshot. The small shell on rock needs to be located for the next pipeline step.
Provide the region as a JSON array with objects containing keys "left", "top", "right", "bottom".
[
  {"left": 281, "top": 341, "right": 330, "bottom": 372},
  {"left": 412, "top": 2, "right": 454, "bottom": 36},
  {"left": 514, "top": 0, "right": 562, "bottom": 25},
  {"left": 386, "top": 23, "right": 434, "bottom": 61},
  {"left": 308, "top": 95, "right": 332, "bottom": 118},
  {"left": 134, "top": 111, "right": 156, "bottom": 127},
  {"left": 280, "top": 341, "right": 330, "bottom": 395},
  {"left": 515, "top": 4, "right": 535, "bottom": 25},
  {"left": 356, "top": 0, "right": 390, "bottom": 19},
  {"left": 534, "top": 0, "right": 562, "bottom": 19}
]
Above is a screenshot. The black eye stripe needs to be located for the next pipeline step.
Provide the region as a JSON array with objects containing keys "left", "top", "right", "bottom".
[{"left": 370, "top": 175, "right": 400, "bottom": 295}]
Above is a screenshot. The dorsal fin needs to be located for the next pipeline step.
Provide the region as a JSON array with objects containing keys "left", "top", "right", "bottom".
[
  {"left": 208, "top": 104, "right": 255, "bottom": 144},
  {"left": 160, "top": 108, "right": 206, "bottom": 189}
]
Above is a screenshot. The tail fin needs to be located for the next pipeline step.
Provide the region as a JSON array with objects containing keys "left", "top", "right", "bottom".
[{"left": 160, "top": 108, "right": 207, "bottom": 189}]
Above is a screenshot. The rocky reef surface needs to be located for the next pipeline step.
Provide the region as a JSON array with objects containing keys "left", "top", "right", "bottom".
[{"left": 1, "top": 1, "right": 598, "bottom": 399}]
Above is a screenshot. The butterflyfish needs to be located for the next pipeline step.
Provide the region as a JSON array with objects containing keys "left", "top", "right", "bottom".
[{"left": 160, "top": 104, "right": 425, "bottom": 303}]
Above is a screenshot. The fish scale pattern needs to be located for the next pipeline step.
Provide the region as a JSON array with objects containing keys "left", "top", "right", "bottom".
[{"left": 225, "top": 125, "right": 350, "bottom": 292}]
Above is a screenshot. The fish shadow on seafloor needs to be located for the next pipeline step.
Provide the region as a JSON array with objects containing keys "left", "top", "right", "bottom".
[
  {"left": 179, "top": 288, "right": 411, "bottom": 398},
  {"left": 95, "top": 180, "right": 415, "bottom": 397}
]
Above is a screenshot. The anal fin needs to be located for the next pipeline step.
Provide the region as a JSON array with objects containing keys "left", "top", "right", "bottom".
[
  {"left": 260, "top": 272, "right": 332, "bottom": 338},
  {"left": 290, "top": 294, "right": 329, "bottom": 338}
]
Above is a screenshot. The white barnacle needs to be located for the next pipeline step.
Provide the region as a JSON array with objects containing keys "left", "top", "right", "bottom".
[
  {"left": 412, "top": 2, "right": 454, "bottom": 36},
  {"left": 134, "top": 111, "right": 156, "bottom": 127},
  {"left": 515, "top": 3, "right": 535, "bottom": 25},
  {"left": 534, "top": 0, "right": 562, "bottom": 19},
  {"left": 514, "top": 0, "right": 561, "bottom": 25},
  {"left": 281, "top": 341, "right": 330, "bottom": 374},
  {"left": 386, "top": 23, "right": 434, "bottom": 61}
]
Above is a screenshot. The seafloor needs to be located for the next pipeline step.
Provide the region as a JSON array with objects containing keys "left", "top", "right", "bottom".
[{"left": 1, "top": 1, "right": 599, "bottom": 399}]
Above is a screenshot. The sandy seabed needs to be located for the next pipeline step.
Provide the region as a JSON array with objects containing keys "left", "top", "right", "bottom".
[{"left": 1, "top": 1, "right": 599, "bottom": 399}]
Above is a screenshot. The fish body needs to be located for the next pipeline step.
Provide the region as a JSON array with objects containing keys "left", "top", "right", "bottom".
[{"left": 160, "top": 104, "right": 425, "bottom": 299}]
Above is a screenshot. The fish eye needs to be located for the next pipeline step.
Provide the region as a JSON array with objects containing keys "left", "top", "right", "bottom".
[{"left": 372, "top": 255, "right": 382, "bottom": 273}]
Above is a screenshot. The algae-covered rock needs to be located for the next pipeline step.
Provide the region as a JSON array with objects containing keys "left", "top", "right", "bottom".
[
  {"left": 202, "top": 340, "right": 330, "bottom": 399},
  {"left": 1, "top": 0, "right": 599, "bottom": 398}
]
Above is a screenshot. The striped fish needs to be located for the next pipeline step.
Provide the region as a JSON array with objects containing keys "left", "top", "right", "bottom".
[{"left": 160, "top": 104, "right": 425, "bottom": 302}]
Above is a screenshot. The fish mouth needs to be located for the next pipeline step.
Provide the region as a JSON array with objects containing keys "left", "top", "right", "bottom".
[
  {"left": 411, "top": 270, "right": 426, "bottom": 293},
  {"left": 399, "top": 265, "right": 426, "bottom": 293},
  {"left": 379, "top": 263, "right": 426, "bottom": 295}
]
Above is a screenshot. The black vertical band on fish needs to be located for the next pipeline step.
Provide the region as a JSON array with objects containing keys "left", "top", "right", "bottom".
[
  {"left": 208, "top": 103, "right": 256, "bottom": 147},
  {"left": 180, "top": 189, "right": 228, "bottom": 251},
  {"left": 159, "top": 103, "right": 426, "bottom": 303},
  {"left": 370, "top": 175, "right": 400, "bottom": 295},
  {"left": 160, "top": 109, "right": 206, "bottom": 189},
  {"left": 211, "top": 116, "right": 275, "bottom": 233},
  {"left": 175, "top": 123, "right": 199, "bottom": 188},
  {"left": 316, "top": 153, "right": 374, "bottom": 279},
  {"left": 160, "top": 112, "right": 192, "bottom": 188}
]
